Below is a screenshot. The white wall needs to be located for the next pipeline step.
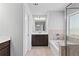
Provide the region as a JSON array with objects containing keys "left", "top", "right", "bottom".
[
  {"left": 23, "top": 4, "right": 32, "bottom": 56},
  {"left": 0, "top": 3, "right": 23, "bottom": 56},
  {"left": 48, "top": 11, "right": 65, "bottom": 40}
]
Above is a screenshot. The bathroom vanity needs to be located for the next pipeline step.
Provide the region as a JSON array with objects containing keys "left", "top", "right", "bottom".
[
  {"left": 32, "top": 33, "right": 48, "bottom": 46},
  {"left": 0, "top": 36, "right": 10, "bottom": 56}
]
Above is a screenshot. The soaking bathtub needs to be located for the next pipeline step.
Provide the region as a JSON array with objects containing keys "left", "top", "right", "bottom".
[
  {"left": 49, "top": 40, "right": 64, "bottom": 56},
  {"left": 49, "top": 40, "right": 74, "bottom": 56}
]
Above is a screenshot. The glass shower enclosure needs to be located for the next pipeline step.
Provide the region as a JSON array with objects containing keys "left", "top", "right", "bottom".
[{"left": 66, "top": 3, "right": 79, "bottom": 56}]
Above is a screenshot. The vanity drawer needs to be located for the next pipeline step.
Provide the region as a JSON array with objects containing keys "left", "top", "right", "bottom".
[{"left": 0, "top": 41, "right": 10, "bottom": 50}]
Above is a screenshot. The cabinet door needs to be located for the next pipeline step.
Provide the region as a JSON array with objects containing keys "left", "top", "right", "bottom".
[
  {"left": 0, "top": 41, "right": 10, "bottom": 56},
  {"left": 0, "top": 46, "right": 10, "bottom": 56},
  {"left": 32, "top": 35, "right": 48, "bottom": 46}
]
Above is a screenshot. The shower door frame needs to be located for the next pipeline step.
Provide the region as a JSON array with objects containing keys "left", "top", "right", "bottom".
[{"left": 65, "top": 3, "right": 79, "bottom": 56}]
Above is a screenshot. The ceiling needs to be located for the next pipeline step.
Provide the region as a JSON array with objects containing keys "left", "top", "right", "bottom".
[{"left": 28, "top": 3, "right": 69, "bottom": 15}]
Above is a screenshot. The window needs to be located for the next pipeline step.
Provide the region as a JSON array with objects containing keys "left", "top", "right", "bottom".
[
  {"left": 33, "top": 15, "right": 46, "bottom": 32},
  {"left": 69, "top": 12, "right": 79, "bottom": 36}
]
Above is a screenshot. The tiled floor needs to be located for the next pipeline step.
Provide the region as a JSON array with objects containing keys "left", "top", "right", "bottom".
[{"left": 26, "top": 46, "right": 53, "bottom": 56}]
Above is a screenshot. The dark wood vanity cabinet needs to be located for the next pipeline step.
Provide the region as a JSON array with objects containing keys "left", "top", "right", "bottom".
[
  {"left": 0, "top": 40, "right": 10, "bottom": 56},
  {"left": 32, "top": 35, "right": 48, "bottom": 46}
]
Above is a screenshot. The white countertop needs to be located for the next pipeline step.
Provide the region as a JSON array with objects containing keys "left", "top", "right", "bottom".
[
  {"left": 32, "top": 33, "right": 48, "bottom": 35},
  {"left": 0, "top": 36, "right": 10, "bottom": 44}
]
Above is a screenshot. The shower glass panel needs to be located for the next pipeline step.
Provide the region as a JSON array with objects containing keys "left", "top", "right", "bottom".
[{"left": 66, "top": 3, "right": 79, "bottom": 56}]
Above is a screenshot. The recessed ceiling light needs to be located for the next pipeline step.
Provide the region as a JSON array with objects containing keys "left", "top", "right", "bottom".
[{"left": 33, "top": 3, "right": 38, "bottom": 6}]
